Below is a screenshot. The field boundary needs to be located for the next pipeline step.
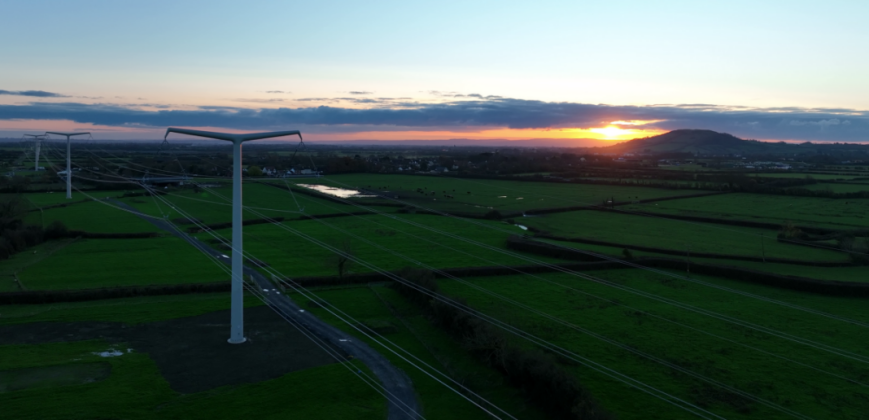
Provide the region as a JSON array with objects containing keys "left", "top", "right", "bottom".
[
  {"left": 531, "top": 233, "right": 851, "bottom": 266},
  {"left": 26, "top": 198, "right": 93, "bottom": 213},
  {"left": 603, "top": 208, "right": 848, "bottom": 235},
  {"left": 506, "top": 236, "right": 869, "bottom": 296},
  {"left": 0, "top": 281, "right": 230, "bottom": 304}
]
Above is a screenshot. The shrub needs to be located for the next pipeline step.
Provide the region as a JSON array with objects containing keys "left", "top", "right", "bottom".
[
  {"left": 44, "top": 220, "right": 69, "bottom": 239},
  {"left": 622, "top": 248, "right": 634, "bottom": 260},
  {"left": 780, "top": 221, "right": 806, "bottom": 239},
  {"left": 483, "top": 209, "right": 502, "bottom": 220},
  {"left": 392, "top": 267, "right": 611, "bottom": 420},
  {"left": 838, "top": 236, "right": 869, "bottom": 264}
]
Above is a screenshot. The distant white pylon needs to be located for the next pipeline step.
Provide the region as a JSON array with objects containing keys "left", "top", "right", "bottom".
[{"left": 45, "top": 132, "right": 91, "bottom": 199}]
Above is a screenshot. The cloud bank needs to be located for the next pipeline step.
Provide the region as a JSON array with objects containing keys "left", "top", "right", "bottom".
[
  {"left": 1, "top": 97, "right": 868, "bottom": 142},
  {"left": 0, "top": 89, "right": 68, "bottom": 98}
]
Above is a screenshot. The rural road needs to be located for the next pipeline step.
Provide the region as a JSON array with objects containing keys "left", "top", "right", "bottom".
[{"left": 112, "top": 200, "right": 422, "bottom": 420}]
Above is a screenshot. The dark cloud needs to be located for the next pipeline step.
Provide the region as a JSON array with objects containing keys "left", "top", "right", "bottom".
[
  {"left": 1, "top": 98, "right": 868, "bottom": 142},
  {"left": 349, "top": 91, "right": 373, "bottom": 95},
  {"left": 0, "top": 89, "right": 68, "bottom": 98},
  {"left": 235, "top": 98, "right": 285, "bottom": 103}
]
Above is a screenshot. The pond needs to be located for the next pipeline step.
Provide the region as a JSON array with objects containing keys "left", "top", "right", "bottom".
[{"left": 296, "top": 184, "right": 375, "bottom": 198}]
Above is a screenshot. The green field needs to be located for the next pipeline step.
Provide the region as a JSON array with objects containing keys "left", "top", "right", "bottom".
[
  {"left": 436, "top": 270, "right": 869, "bottom": 419},
  {"left": 17, "top": 237, "right": 226, "bottom": 290},
  {"left": 25, "top": 199, "right": 160, "bottom": 233},
  {"left": 625, "top": 193, "right": 869, "bottom": 230},
  {"left": 4, "top": 163, "right": 869, "bottom": 419},
  {"left": 118, "top": 181, "right": 361, "bottom": 225},
  {"left": 301, "top": 174, "right": 712, "bottom": 215},
  {"left": 204, "top": 213, "right": 559, "bottom": 279},
  {"left": 533, "top": 237, "right": 869, "bottom": 283},
  {"left": 0, "top": 339, "right": 385, "bottom": 420},
  {"left": 751, "top": 172, "right": 858, "bottom": 180},
  {"left": 297, "top": 285, "right": 550, "bottom": 420},
  {"left": 0, "top": 287, "right": 549, "bottom": 420},
  {"left": 521, "top": 210, "right": 848, "bottom": 262},
  {"left": 788, "top": 182, "right": 869, "bottom": 193},
  {"left": 0, "top": 293, "right": 262, "bottom": 326},
  {"left": 15, "top": 191, "right": 96, "bottom": 207}
]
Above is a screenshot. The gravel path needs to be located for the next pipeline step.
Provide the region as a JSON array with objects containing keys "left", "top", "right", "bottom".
[{"left": 111, "top": 200, "right": 421, "bottom": 420}]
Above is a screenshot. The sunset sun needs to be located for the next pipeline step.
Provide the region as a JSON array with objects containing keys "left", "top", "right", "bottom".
[{"left": 590, "top": 125, "right": 632, "bottom": 139}]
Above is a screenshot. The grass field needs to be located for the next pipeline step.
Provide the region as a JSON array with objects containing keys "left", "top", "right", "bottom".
[
  {"left": 435, "top": 270, "right": 869, "bottom": 419},
  {"left": 15, "top": 191, "right": 96, "bottom": 206},
  {"left": 0, "top": 293, "right": 264, "bottom": 326},
  {"left": 521, "top": 210, "right": 848, "bottom": 262},
  {"left": 24, "top": 199, "right": 160, "bottom": 233},
  {"left": 534, "top": 237, "right": 869, "bottom": 283},
  {"left": 203, "top": 213, "right": 561, "bottom": 279},
  {"left": 624, "top": 193, "right": 869, "bottom": 230},
  {"left": 0, "top": 238, "right": 79, "bottom": 292},
  {"left": 4, "top": 166, "right": 869, "bottom": 420},
  {"left": 787, "top": 182, "right": 869, "bottom": 193},
  {"left": 750, "top": 172, "right": 858, "bottom": 180},
  {"left": 16, "top": 237, "right": 226, "bottom": 290},
  {"left": 295, "top": 284, "right": 550, "bottom": 420},
  {"left": 299, "top": 174, "right": 712, "bottom": 215},
  {"left": 118, "top": 181, "right": 362, "bottom": 225},
  {"left": 0, "top": 339, "right": 385, "bottom": 420},
  {"left": 0, "top": 287, "right": 550, "bottom": 420}
]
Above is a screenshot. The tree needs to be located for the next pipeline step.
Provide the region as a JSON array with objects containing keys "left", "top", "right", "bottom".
[
  {"left": 8, "top": 176, "right": 30, "bottom": 193},
  {"left": 327, "top": 239, "right": 355, "bottom": 279},
  {"left": 247, "top": 165, "right": 263, "bottom": 176},
  {"left": 779, "top": 221, "right": 804, "bottom": 239}
]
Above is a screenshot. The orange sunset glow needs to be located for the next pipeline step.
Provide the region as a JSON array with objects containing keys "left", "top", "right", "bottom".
[
  {"left": 0, "top": 119, "right": 666, "bottom": 142},
  {"left": 300, "top": 124, "right": 664, "bottom": 142}
]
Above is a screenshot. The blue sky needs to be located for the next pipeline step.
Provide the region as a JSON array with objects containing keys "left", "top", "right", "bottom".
[{"left": 1, "top": 0, "right": 868, "bottom": 142}]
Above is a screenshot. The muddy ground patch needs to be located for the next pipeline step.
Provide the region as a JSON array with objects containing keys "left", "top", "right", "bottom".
[{"left": 0, "top": 306, "right": 345, "bottom": 393}]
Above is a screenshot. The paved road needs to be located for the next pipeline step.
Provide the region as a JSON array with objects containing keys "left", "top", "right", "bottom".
[{"left": 112, "top": 200, "right": 421, "bottom": 420}]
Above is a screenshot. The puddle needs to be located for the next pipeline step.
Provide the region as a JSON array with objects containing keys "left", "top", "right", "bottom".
[
  {"left": 297, "top": 184, "right": 374, "bottom": 198},
  {"left": 92, "top": 349, "right": 124, "bottom": 358},
  {"left": 516, "top": 197, "right": 524, "bottom": 200},
  {"left": 515, "top": 224, "right": 528, "bottom": 230},
  {"left": 497, "top": 196, "right": 507, "bottom": 198}
]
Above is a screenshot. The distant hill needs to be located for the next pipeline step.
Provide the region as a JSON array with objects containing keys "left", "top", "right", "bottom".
[
  {"left": 598, "top": 129, "right": 869, "bottom": 156},
  {"left": 601, "top": 129, "right": 767, "bottom": 155}
]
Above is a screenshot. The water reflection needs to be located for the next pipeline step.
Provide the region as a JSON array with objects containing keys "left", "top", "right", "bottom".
[{"left": 297, "top": 184, "right": 375, "bottom": 198}]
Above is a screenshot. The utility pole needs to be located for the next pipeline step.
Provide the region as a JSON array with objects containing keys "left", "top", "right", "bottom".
[
  {"left": 761, "top": 234, "right": 766, "bottom": 263},
  {"left": 685, "top": 243, "right": 691, "bottom": 276},
  {"left": 45, "top": 132, "right": 91, "bottom": 199},
  {"left": 165, "top": 127, "right": 302, "bottom": 344}
]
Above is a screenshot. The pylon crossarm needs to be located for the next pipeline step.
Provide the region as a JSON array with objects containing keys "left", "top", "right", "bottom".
[{"left": 165, "top": 128, "right": 302, "bottom": 143}]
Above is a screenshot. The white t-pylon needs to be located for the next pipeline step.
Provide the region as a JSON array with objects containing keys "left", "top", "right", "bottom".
[
  {"left": 45, "top": 132, "right": 91, "bottom": 199},
  {"left": 164, "top": 127, "right": 302, "bottom": 344}
]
